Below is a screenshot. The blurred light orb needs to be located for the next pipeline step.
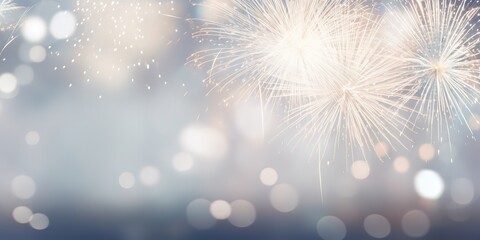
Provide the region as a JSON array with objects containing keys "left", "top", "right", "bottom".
[
  {"left": 351, "top": 161, "right": 370, "bottom": 180},
  {"left": 270, "top": 183, "right": 298, "bottom": 213},
  {"left": 234, "top": 103, "right": 269, "bottom": 142},
  {"left": 12, "top": 206, "right": 33, "bottom": 224},
  {"left": 29, "top": 213, "right": 49, "bottom": 230},
  {"left": 228, "top": 200, "right": 256, "bottom": 228},
  {"left": 0, "top": 73, "right": 17, "bottom": 94},
  {"left": 180, "top": 125, "right": 229, "bottom": 161},
  {"left": 25, "top": 131, "right": 40, "bottom": 146},
  {"left": 11, "top": 175, "right": 36, "bottom": 199},
  {"left": 414, "top": 170, "right": 444, "bottom": 200},
  {"left": 14, "top": 65, "right": 34, "bottom": 85},
  {"left": 401, "top": 210, "right": 430, "bottom": 238},
  {"left": 50, "top": 11, "right": 77, "bottom": 39},
  {"left": 187, "top": 199, "right": 216, "bottom": 230},
  {"left": 450, "top": 178, "right": 474, "bottom": 205},
  {"left": 260, "top": 168, "right": 278, "bottom": 186},
  {"left": 21, "top": 16, "right": 47, "bottom": 43},
  {"left": 209, "top": 200, "right": 232, "bottom": 220},
  {"left": 172, "top": 153, "right": 194, "bottom": 172},
  {"left": 29, "top": 45, "right": 47, "bottom": 63},
  {"left": 364, "top": 214, "right": 391, "bottom": 238},
  {"left": 316, "top": 216, "right": 347, "bottom": 240},
  {"left": 418, "top": 144, "right": 435, "bottom": 161},
  {"left": 139, "top": 166, "right": 160, "bottom": 186},
  {"left": 393, "top": 156, "right": 410, "bottom": 173},
  {"left": 118, "top": 172, "right": 136, "bottom": 189},
  {"left": 374, "top": 142, "right": 390, "bottom": 158}
]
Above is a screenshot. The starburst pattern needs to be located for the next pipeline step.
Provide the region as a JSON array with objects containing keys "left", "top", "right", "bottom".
[
  {"left": 281, "top": 10, "right": 412, "bottom": 162},
  {"left": 190, "top": 0, "right": 360, "bottom": 106},
  {"left": 386, "top": 0, "right": 480, "bottom": 146}
]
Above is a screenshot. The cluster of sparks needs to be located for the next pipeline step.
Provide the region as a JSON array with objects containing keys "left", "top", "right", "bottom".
[
  {"left": 59, "top": 0, "right": 181, "bottom": 86},
  {"left": 191, "top": 0, "right": 480, "bottom": 163}
]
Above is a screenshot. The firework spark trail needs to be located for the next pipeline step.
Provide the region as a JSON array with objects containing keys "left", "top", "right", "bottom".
[
  {"left": 190, "top": 0, "right": 363, "bottom": 107},
  {"left": 386, "top": 0, "right": 480, "bottom": 153},
  {"left": 278, "top": 9, "right": 413, "bottom": 164},
  {"left": 0, "top": 0, "right": 27, "bottom": 55}
]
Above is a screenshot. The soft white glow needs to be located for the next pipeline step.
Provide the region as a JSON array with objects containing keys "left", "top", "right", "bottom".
[
  {"left": 418, "top": 144, "right": 435, "bottom": 161},
  {"left": 139, "top": 166, "right": 160, "bottom": 186},
  {"left": 29, "top": 45, "right": 47, "bottom": 63},
  {"left": 393, "top": 156, "right": 410, "bottom": 173},
  {"left": 270, "top": 183, "right": 298, "bottom": 213},
  {"left": 0, "top": 73, "right": 17, "bottom": 94},
  {"left": 172, "top": 153, "right": 194, "bottom": 172},
  {"left": 351, "top": 161, "right": 370, "bottom": 180},
  {"left": 25, "top": 131, "right": 40, "bottom": 146},
  {"left": 50, "top": 11, "right": 77, "bottom": 39},
  {"left": 11, "top": 175, "right": 36, "bottom": 199},
  {"left": 414, "top": 169, "right": 444, "bottom": 200},
  {"left": 12, "top": 206, "right": 33, "bottom": 224},
  {"left": 22, "top": 17, "right": 47, "bottom": 43},
  {"left": 29, "top": 213, "right": 49, "bottom": 230},
  {"left": 118, "top": 172, "right": 135, "bottom": 189},
  {"left": 209, "top": 200, "right": 232, "bottom": 220},
  {"left": 260, "top": 168, "right": 278, "bottom": 186},
  {"left": 180, "top": 125, "right": 229, "bottom": 161}
]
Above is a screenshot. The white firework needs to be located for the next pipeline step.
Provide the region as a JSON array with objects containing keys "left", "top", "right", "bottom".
[
  {"left": 385, "top": 0, "right": 480, "bottom": 147},
  {"left": 280, "top": 9, "right": 413, "bottom": 162},
  {"left": 190, "top": 0, "right": 363, "bottom": 106}
]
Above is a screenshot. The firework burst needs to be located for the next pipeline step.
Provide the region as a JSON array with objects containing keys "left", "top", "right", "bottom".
[
  {"left": 190, "top": 0, "right": 362, "bottom": 106},
  {"left": 280, "top": 9, "right": 413, "bottom": 163},
  {"left": 385, "top": 0, "right": 480, "bottom": 147}
]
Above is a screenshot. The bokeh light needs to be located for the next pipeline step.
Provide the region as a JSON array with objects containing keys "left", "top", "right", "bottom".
[
  {"left": 316, "top": 216, "right": 347, "bottom": 240},
  {"left": 118, "top": 172, "right": 136, "bottom": 189},
  {"left": 12, "top": 206, "right": 33, "bottom": 224},
  {"left": 209, "top": 200, "right": 232, "bottom": 220},
  {"left": 414, "top": 169, "right": 444, "bottom": 200},
  {"left": 29, "top": 213, "right": 49, "bottom": 230},
  {"left": 363, "top": 214, "right": 391, "bottom": 238},
  {"left": 21, "top": 16, "right": 47, "bottom": 43},
  {"left": 139, "top": 166, "right": 160, "bottom": 186},
  {"left": 418, "top": 144, "right": 435, "bottom": 162},
  {"left": 393, "top": 156, "right": 410, "bottom": 173},
  {"left": 401, "top": 210, "right": 430, "bottom": 238},
  {"left": 450, "top": 178, "right": 475, "bottom": 205},
  {"left": 187, "top": 199, "right": 217, "bottom": 230},
  {"left": 259, "top": 167, "right": 278, "bottom": 186},
  {"left": 49, "top": 11, "right": 77, "bottom": 39},
  {"left": 228, "top": 200, "right": 256, "bottom": 228},
  {"left": 270, "top": 183, "right": 298, "bottom": 213},
  {"left": 172, "top": 152, "right": 194, "bottom": 172},
  {"left": 351, "top": 161, "right": 370, "bottom": 180},
  {"left": 11, "top": 175, "right": 36, "bottom": 199}
]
